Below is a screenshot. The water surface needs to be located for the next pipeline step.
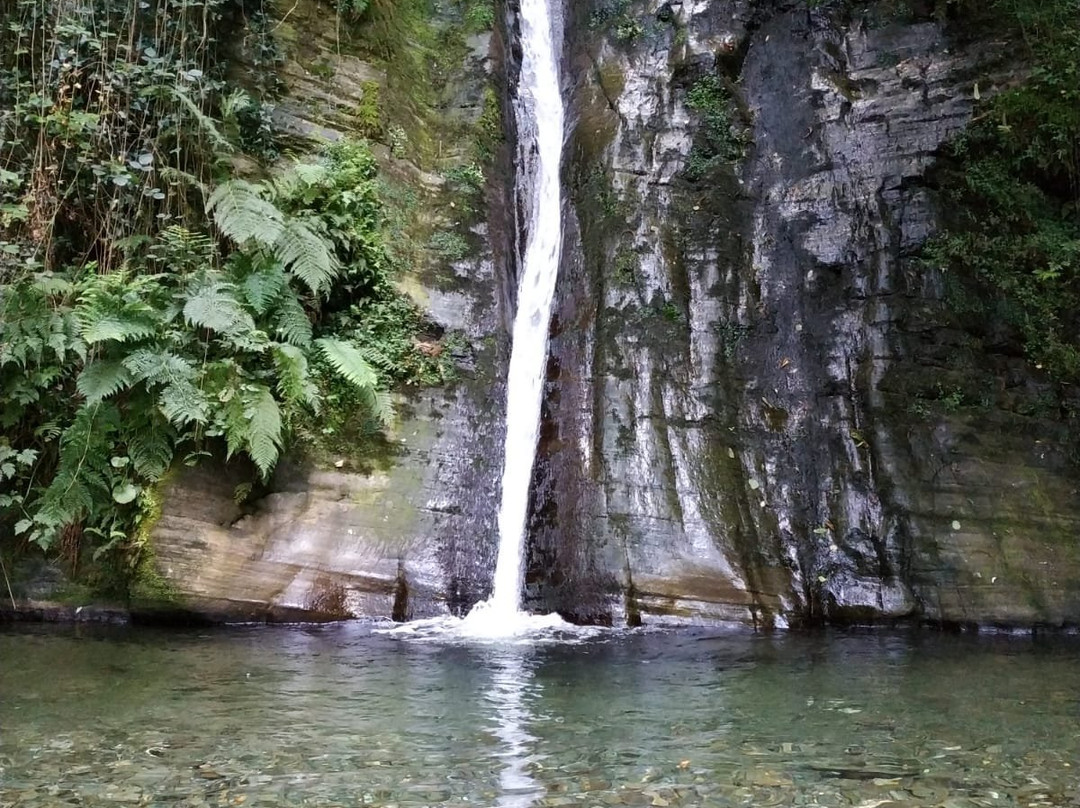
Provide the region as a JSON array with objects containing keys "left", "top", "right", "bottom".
[{"left": 1, "top": 626, "right": 1078, "bottom": 807}]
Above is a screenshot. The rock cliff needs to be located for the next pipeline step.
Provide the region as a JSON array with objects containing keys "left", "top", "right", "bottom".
[
  {"left": 144, "top": 0, "right": 510, "bottom": 621},
  {"left": 147, "top": 0, "right": 1080, "bottom": 629},
  {"left": 533, "top": 0, "right": 1080, "bottom": 628}
]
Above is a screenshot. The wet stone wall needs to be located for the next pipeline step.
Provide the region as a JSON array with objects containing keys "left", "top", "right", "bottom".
[
  {"left": 145, "top": 0, "right": 1080, "bottom": 629},
  {"left": 529, "top": 0, "right": 1080, "bottom": 628}
]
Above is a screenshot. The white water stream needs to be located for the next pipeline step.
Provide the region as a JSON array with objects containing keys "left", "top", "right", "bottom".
[
  {"left": 488, "top": 0, "right": 565, "bottom": 616},
  {"left": 385, "top": 0, "right": 569, "bottom": 640}
]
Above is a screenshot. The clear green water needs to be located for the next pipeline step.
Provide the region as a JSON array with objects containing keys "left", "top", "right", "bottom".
[{"left": 1, "top": 626, "right": 1078, "bottom": 808}]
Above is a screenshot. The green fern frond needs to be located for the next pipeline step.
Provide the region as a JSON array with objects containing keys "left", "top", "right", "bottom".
[
  {"left": 126, "top": 425, "right": 175, "bottom": 480},
  {"left": 75, "top": 273, "right": 162, "bottom": 344},
  {"left": 173, "top": 86, "right": 234, "bottom": 153},
  {"left": 220, "top": 87, "right": 254, "bottom": 121},
  {"left": 314, "top": 339, "right": 393, "bottom": 427},
  {"left": 242, "top": 385, "right": 283, "bottom": 479},
  {"left": 291, "top": 162, "right": 329, "bottom": 186},
  {"left": 79, "top": 314, "right": 158, "bottom": 344},
  {"left": 219, "top": 389, "right": 248, "bottom": 460},
  {"left": 32, "top": 273, "right": 75, "bottom": 296},
  {"left": 31, "top": 474, "right": 94, "bottom": 548},
  {"left": 272, "top": 294, "right": 313, "bottom": 347},
  {"left": 362, "top": 388, "right": 394, "bottom": 427},
  {"left": 46, "top": 310, "right": 80, "bottom": 363},
  {"left": 315, "top": 337, "right": 382, "bottom": 396},
  {"left": 271, "top": 343, "right": 318, "bottom": 407},
  {"left": 236, "top": 259, "right": 288, "bottom": 315},
  {"left": 275, "top": 218, "right": 339, "bottom": 295},
  {"left": 155, "top": 226, "right": 216, "bottom": 273},
  {"left": 122, "top": 348, "right": 197, "bottom": 385},
  {"left": 32, "top": 404, "right": 120, "bottom": 548},
  {"left": 158, "top": 380, "right": 211, "bottom": 426},
  {"left": 226, "top": 326, "right": 271, "bottom": 354},
  {"left": 206, "top": 180, "right": 284, "bottom": 247},
  {"left": 356, "top": 343, "right": 396, "bottom": 371},
  {"left": 182, "top": 276, "right": 257, "bottom": 337},
  {"left": 77, "top": 359, "right": 133, "bottom": 404}
]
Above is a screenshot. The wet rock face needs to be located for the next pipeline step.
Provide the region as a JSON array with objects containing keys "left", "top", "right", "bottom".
[
  {"left": 147, "top": 4, "right": 511, "bottom": 622},
  {"left": 152, "top": 386, "right": 503, "bottom": 622},
  {"left": 539, "top": 0, "right": 1080, "bottom": 628},
  {"left": 147, "top": 0, "right": 1080, "bottom": 629}
]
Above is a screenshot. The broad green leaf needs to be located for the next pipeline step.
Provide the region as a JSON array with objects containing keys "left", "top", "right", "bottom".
[{"left": 112, "top": 481, "right": 140, "bottom": 504}]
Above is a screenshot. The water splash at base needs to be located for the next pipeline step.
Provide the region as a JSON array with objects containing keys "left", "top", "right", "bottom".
[{"left": 379, "top": 602, "right": 605, "bottom": 644}]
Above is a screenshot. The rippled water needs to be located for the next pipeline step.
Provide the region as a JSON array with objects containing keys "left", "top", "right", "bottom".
[{"left": 1, "top": 626, "right": 1078, "bottom": 808}]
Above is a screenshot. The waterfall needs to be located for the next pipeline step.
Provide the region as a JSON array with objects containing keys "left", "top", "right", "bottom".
[
  {"left": 488, "top": 0, "right": 564, "bottom": 614},
  {"left": 383, "top": 0, "right": 569, "bottom": 639}
]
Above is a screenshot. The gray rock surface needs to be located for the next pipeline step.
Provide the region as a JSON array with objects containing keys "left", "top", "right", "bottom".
[
  {"left": 144, "top": 2, "right": 510, "bottom": 622},
  {"left": 146, "top": 0, "right": 1080, "bottom": 628},
  {"left": 533, "top": 0, "right": 1080, "bottom": 628}
]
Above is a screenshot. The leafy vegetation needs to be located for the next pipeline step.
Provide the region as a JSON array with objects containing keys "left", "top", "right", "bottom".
[
  {"left": 356, "top": 80, "right": 384, "bottom": 139},
  {"left": 463, "top": 0, "right": 495, "bottom": 33},
  {"left": 589, "top": 0, "right": 644, "bottom": 43},
  {"left": 683, "top": 76, "right": 749, "bottom": 181},
  {"left": 429, "top": 231, "right": 471, "bottom": 261},
  {"left": 612, "top": 248, "right": 639, "bottom": 287},
  {"left": 924, "top": 0, "right": 1080, "bottom": 383},
  {"left": 0, "top": 141, "right": 415, "bottom": 556},
  {"left": 0, "top": 0, "right": 466, "bottom": 593},
  {"left": 476, "top": 86, "right": 505, "bottom": 163}
]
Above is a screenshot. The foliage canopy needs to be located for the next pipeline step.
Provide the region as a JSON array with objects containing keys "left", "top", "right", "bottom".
[
  {"left": 925, "top": 0, "right": 1080, "bottom": 383},
  {"left": 0, "top": 0, "right": 462, "bottom": 590}
]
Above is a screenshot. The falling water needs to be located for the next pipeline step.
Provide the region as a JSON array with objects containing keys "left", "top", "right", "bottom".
[
  {"left": 488, "top": 0, "right": 564, "bottom": 615},
  {"left": 381, "top": 0, "right": 569, "bottom": 640}
]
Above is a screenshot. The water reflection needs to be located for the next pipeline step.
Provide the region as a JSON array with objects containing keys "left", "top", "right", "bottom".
[
  {"left": 484, "top": 647, "right": 544, "bottom": 808},
  {"left": 1, "top": 627, "right": 1078, "bottom": 808}
]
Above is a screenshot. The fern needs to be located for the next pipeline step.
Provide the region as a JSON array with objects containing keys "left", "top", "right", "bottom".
[
  {"left": 126, "top": 424, "right": 174, "bottom": 480},
  {"left": 356, "top": 343, "right": 396, "bottom": 372},
  {"left": 291, "top": 162, "right": 329, "bottom": 186},
  {"left": 218, "top": 387, "right": 248, "bottom": 462},
  {"left": 206, "top": 180, "right": 284, "bottom": 247},
  {"left": 46, "top": 310, "right": 82, "bottom": 364},
  {"left": 158, "top": 380, "right": 212, "bottom": 426},
  {"left": 275, "top": 217, "right": 339, "bottom": 295},
  {"left": 235, "top": 257, "right": 287, "bottom": 315},
  {"left": 79, "top": 314, "right": 158, "bottom": 345},
  {"left": 172, "top": 86, "right": 235, "bottom": 154},
  {"left": 208, "top": 180, "right": 338, "bottom": 295},
  {"left": 314, "top": 337, "right": 391, "bottom": 426},
  {"left": 31, "top": 273, "right": 75, "bottom": 296},
  {"left": 154, "top": 226, "right": 216, "bottom": 274},
  {"left": 273, "top": 294, "right": 313, "bottom": 347},
  {"left": 76, "top": 273, "right": 161, "bottom": 345},
  {"left": 363, "top": 388, "right": 394, "bottom": 428},
  {"left": 272, "top": 343, "right": 318, "bottom": 407},
  {"left": 31, "top": 404, "right": 119, "bottom": 548},
  {"left": 1, "top": 133, "right": 417, "bottom": 568},
  {"left": 182, "top": 276, "right": 257, "bottom": 339},
  {"left": 77, "top": 359, "right": 133, "bottom": 404},
  {"left": 315, "top": 337, "right": 379, "bottom": 390},
  {"left": 122, "top": 348, "right": 196, "bottom": 386},
  {"left": 239, "top": 385, "right": 283, "bottom": 479}
]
